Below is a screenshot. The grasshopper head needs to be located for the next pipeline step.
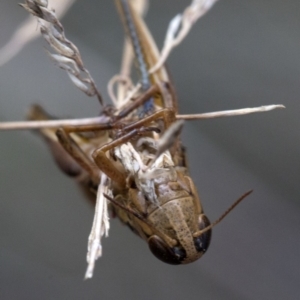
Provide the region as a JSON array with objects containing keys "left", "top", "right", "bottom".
[{"left": 148, "top": 213, "right": 211, "bottom": 265}]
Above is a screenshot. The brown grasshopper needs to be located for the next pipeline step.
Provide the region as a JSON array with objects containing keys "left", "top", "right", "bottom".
[{"left": 0, "top": 0, "right": 284, "bottom": 278}]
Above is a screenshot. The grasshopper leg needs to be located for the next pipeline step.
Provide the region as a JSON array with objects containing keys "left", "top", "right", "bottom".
[
  {"left": 28, "top": 105, "right": 100, "bottom": 184},
  {"left": 123, "top": 108, "right": 176, "bottom": 132},
  {"left": 92, "top": 109, "right": 176, "bottom": 186},
  {"left": 55, "top": 128, "right": 100, "bottom": 184},
  {"left": 92, "top": 130, "right": 143, "bottom": 188}
]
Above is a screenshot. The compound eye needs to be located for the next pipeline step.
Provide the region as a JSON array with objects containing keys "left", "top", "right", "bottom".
[
  {"left": 194, "top": 214, "right": 211, "bottom": 254},
  {"left": 148, "top": 235, "right": 186, "bottom": 265}
]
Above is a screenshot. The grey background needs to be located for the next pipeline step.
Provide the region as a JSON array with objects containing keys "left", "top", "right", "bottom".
[{"left": 0, "top": 0, "right": 299, "bottom": 299}]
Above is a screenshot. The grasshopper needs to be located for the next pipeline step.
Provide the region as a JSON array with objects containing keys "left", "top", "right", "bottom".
[{"left": 0, "top": 0, "right": 284, "bottom": 278}]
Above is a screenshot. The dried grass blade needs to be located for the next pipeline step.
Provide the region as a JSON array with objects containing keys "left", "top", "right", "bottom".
[
  {"left": 20, "top": 0, "right": 103, "bottom": 104},
  {"left": 177, "top": 105, "right": 285, "bottom": 120}
]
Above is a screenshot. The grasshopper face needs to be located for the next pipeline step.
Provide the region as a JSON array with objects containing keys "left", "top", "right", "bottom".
[{"left": 148, "top": 206, "right": 211, "bottom": 265}]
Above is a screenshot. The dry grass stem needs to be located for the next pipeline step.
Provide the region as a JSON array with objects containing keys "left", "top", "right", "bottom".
[
  {"left": 108, "top": 74, "right": 135, "bottom": 108},
  {"left": 85, "top": 174, "right": 110, "bottom": 279},
  {"left": 0, "top": 105, "right": 285, "bottom": 131},
  {"left": 20, "top": 0, "right": 103, "bottom": 104},
  {"left": 0, "top": 0, "right": 75, "bottom": 67},
  {"left": 177, "top": 105, "right": 285, "bottom": 120},
  {"left": 0, "top": 115, "right": 110, "bottom": 130},
  {"left": 150, "top": 0, "right": 219, "bottom": 73}
]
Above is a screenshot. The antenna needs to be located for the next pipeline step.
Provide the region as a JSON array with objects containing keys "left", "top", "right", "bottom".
[{"left": 193, "top": 190, "right": 253, "bottom": 238}]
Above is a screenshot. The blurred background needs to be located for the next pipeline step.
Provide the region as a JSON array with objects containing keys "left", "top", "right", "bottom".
[{"left": 0, "top": 0, "right": 299, "bottom": 299}]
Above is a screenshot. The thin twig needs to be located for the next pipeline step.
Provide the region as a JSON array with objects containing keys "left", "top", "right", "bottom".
[
  {"left": 177, "top": 105, "right": 285, "bottom": 120},
  {"left": 0, "top": 104, "right": 285, "bottom": 131},
  {"left": 0, "top": 116, "right": 110, "bottom": 130}
]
